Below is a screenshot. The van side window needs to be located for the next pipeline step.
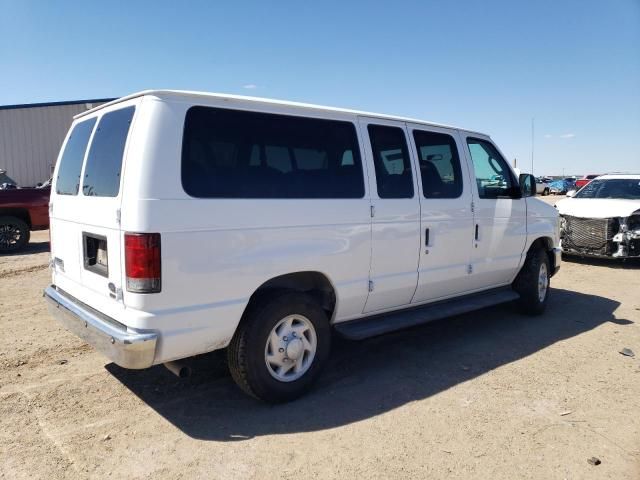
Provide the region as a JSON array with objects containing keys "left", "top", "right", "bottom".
[
  {"left": 55, "top": 118, "right": 97, "bottom": 195},
  {"left": 412, "top": 130, "right": 463, "bottom": 199},
  {"left": 82, "top": 106, "right": 136, "bottom": 197},
  {"left": 466, "top": 138, "right": 516, "bottom": 199},
  {"left": 181, "top": 107, "right": 365, "bottom": 199},
  {"left": 367, "top": 125, "right": 413, "bottom": 199}
]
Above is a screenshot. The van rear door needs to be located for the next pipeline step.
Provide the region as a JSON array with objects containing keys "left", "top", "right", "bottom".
[{"left": 50, "top": 104, "right": 137, "bottom": 309}]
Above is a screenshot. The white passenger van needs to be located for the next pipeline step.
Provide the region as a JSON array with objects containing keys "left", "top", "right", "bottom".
[{"left": 45, "top": 90, "right": 561, "bottom": 402}]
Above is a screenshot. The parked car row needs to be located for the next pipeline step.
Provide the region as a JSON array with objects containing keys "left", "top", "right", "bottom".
[{"left": 548, "top": 178, "right": 576, "bottom": 195}]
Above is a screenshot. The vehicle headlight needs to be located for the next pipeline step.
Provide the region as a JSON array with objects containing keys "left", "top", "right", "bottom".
[{"left": 614, "top": 215, "right": 640, "bottom": 242}]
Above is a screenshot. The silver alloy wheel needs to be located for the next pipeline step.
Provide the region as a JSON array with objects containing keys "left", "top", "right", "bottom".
[
  {"left": 538, "top": 262, "right": 549, "bottom": 302},
  {"left": 264, "top": 314, "right": 317, "bottom": 382}
]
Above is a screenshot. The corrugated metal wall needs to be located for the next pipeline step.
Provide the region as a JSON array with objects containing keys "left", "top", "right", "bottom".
[{"left": 0, "top": 101, "right": 108, "bottom": 186}]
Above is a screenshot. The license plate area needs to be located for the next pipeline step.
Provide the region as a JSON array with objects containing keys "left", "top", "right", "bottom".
[{"left": 83, "top": 233, "right": 108, "bottom": 277}]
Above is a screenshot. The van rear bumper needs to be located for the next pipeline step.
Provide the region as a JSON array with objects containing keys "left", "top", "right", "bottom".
[{"left": 44, "top": 285, "right": 158, "bottom": 369}]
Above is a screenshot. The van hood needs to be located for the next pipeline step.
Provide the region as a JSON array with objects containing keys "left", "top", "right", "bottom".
[{"left": 555, "top": 198, "right": 640, "bottom": 218}]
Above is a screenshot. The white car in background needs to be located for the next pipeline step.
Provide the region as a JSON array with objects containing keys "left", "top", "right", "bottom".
[
  {"left": 535, "top": 177, "right": 550, "bottom": 196},
  {"left": 556, "top": 174, "right": 640, "bottom": 258}
]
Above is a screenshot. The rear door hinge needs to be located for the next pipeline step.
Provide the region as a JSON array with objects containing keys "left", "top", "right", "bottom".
[
  {"left": 470, "top": 201, "right": 475, "bottom": 213},
  {"left": 467, "top": 264, "right": 473, "bottom": 274},
  {"left": 115, "top": 208, "right": 121, "bottom": 225},
  {"left": 368, "top": 280, "right": 375, "bottom": 292}
]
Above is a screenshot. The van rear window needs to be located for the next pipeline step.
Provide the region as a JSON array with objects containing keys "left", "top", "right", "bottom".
[
  {"left": 55, "top": 118, "right": 96, "bottom": 195},
  {"left": 82, "top": 106, "right": 135, "bottom": 197},
  {"left": 181, "top": 107, "right": 365, "bottom": 198}
]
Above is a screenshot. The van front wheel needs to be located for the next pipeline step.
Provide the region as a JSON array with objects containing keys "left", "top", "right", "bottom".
[
  {"left": 227, "top": 292, "right": 331, "bottom": 403},
  {"left": 513, "top": 248, "right": 550, "bottom": 315}
]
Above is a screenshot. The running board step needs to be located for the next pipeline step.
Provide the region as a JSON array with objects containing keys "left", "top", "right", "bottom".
[{"left": 334, "top": 288, "right": 520, "bottom": 340}]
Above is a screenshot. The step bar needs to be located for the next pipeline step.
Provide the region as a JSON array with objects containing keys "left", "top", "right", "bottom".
[{"left": 335, "top": 287, "right": 520, "bottom": 340}]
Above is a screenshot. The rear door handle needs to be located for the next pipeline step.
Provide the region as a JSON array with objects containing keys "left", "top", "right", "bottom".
[{"left": 475, "top": 224, "right": 479, "bottom": 241}]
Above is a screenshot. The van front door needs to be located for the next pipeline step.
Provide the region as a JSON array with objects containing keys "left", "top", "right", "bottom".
[
  {"left": 407, "top": 125, "right": 474, "bottom": 303},
  {"left": 358, "top": 118, "right": 421, "bottom": 313},
  {"left": 463, "top": 136, "right": 527, "bottom": 289}
]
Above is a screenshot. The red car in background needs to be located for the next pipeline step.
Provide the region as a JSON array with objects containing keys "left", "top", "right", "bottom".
[
  {"left": 575, "top": 174, "right": 601, "bottom": 190},
  {"left": 0, "top": 183, "right": 50, "bottom": 253}
]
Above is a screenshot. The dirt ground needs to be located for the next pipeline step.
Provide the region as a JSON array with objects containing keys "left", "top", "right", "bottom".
[{"left": 1, "top": 197, "right": 639, "bottom": 479}]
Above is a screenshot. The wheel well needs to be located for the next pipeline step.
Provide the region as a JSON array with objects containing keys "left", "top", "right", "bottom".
[
  {"left": 528, "top": 236, "right": 554, "bottom": 270},
  {"left": 246, "top": 272, "right": 337, "bottom": 321},
  {"left": 0, "top": 208, "right": 31, "bottom": 227}
]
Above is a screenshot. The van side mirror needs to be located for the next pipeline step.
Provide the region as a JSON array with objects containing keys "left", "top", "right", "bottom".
[{"left": 519, "top": 173, "right": 536, "bottom": 197}]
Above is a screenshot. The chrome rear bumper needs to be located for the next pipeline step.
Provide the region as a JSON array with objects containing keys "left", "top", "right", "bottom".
[{"left": 44, "top": 285, "right": 157, "bottom": 369}]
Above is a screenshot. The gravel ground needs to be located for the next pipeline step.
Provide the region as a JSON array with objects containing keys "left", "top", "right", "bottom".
[{"left": 1, "top": 197, "right": 639, "bottom": 479}]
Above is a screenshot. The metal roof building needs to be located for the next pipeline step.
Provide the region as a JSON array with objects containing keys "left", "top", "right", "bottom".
[{"left": 0, "top": 98, "right": 114, "bottom": 186}]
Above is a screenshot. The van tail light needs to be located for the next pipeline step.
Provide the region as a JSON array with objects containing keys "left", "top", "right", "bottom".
[{"left": 125, "top": 233, "right": 161, "bottom": 293}]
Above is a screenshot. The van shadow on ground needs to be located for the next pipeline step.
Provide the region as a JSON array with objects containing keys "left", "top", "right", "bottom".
[{"left": 107, "top": 288, "right": 630, "bottom": 441}]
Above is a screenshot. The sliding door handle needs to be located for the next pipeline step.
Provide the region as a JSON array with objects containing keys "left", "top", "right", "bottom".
[
  {"left": 475, "top": 224, "right": 479, "bottom": 241},
  {"left": 425, "top": 228, "right": 430, "bottom": 246}
]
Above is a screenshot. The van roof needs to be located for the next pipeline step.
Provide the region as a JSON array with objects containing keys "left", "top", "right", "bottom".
[{"left": 74, "top": 89, "right": 488, "bottom": 137}]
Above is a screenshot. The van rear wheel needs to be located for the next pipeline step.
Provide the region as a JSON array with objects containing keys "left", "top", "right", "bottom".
[
  {"left": 0, "top": 216, "right": 30, "bottom": 253},
  {"left": 227, "top": 292, "right": 331, "bottom": 403}
]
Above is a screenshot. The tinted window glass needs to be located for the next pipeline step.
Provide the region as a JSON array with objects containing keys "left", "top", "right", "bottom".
[
  {"left": 55, "top": 118, "right": 96, "bottom": 195},
  {"left": 466, "top": 138, "right": 516, "bottom": 199},
  {"left": 182, "top": 107, "right": 364, "bottom": 198},
  {"left": 413, "top": 130, "right": 463, "bottom": 198},
  {"left": 367, "top": 125, "right": 413, "bottom": 199},
  {"left": 82, "top": 106, "right": 135, "bottom": 197}
]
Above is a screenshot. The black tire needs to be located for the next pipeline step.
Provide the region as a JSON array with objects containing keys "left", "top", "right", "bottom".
[
  {"left": 0, "top": 216, "right": 30, "bottom": 253},
  {"left": 513, "top": 248, "right": 550, "bottom": 315},
  {"left": 227, "top": 292, "right": 331, "bottom": 403},
  {"left": 543, "top": 188, "right": 550, "bottom": 196}
]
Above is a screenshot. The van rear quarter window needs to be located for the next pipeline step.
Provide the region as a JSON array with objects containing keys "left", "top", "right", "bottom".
[
  {"left": 82, "top": 106, "right": 136, "bottom": 197},
  {"left": 181, "top": 107, "right": 365, "bottom": 198},
  {"left": 55, "top": 118, "right": 97, "bottom": 195}
]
